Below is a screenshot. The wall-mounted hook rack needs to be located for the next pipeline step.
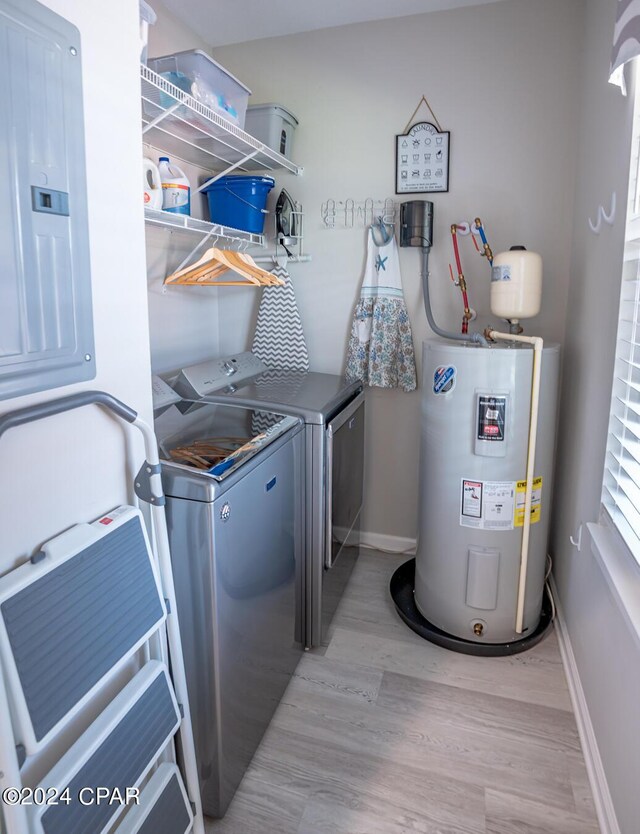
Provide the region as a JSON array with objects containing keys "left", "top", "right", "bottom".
[{"left": 321, "top": 198, "right": 400, "bottom": 228}]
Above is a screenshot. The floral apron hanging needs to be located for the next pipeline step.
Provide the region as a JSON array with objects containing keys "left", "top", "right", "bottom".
[{"left": 345, "top": 228, "right": 417, "bottom": 392}]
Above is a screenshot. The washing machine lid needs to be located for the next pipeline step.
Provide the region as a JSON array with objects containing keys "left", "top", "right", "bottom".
[
  {"left": 203, "top": 368, "right": 363, "bottom": 424},
  {"left": 155, "top": 400, "right": 301, "bottom": 499}
]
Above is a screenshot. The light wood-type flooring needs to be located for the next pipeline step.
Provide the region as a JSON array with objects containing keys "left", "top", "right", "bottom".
[{"left": 207, "top": 550, "right": 600, "bottom": 834}]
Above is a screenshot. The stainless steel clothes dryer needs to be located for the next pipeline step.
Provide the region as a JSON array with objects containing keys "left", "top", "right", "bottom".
[
  {"left": 173, "top": 354, "right": 366, "bottom": 648},
  {"left": 154, "top": 400, "right": 304, "bottom": 818}
]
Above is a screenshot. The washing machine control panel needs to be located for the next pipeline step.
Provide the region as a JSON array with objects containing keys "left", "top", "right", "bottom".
[{"left": 173, "top": 352, "right": 267, "bottom": 399}]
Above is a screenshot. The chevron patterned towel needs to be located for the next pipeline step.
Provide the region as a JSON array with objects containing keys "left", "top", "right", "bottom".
[{"left": 251, "top": 265, "right": 309, "bottom": 372}]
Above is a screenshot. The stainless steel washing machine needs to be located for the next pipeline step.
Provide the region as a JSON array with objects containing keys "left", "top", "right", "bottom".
[
  {"left": 154, "top": 400, "right": 304, "bottom": 818},
  {"left": 172, "top": 354, "right": 365, "bottom": 648}
]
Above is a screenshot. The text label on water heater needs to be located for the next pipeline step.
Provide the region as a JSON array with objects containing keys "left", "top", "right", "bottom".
[{"left": 477, "top": 395, "right": 507, "bottom": 442}]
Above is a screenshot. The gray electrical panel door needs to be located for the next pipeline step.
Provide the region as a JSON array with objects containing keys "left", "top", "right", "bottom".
[{"left": 0, "top": 0, "right": 95, "bottom": 400}]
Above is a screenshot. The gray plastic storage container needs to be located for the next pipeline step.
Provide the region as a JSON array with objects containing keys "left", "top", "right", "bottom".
[{"left": 245, "top": 103, "right": 298, "bottom": 159}]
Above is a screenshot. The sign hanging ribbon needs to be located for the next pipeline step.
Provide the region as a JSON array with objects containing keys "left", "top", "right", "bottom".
[{"left": 403, "top": 95, "right": 444, "bottom": 134}]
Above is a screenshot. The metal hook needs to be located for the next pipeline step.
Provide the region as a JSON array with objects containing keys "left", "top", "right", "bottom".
[
  {"left": 588, "top": 192, "right": 616, "bottom": 234},
  {"left": 382, "top": 198, "right": 396, "bottom": 225},
  {"left": 322, "top": 199, "right": 336, "bottom": 227},
  {"left": 569, "top": 524, "right": 583, "bottom": 550},
  {"left": 363, "top": 198, "right": 374, "bottom": 226},
  {"left": 345, "top": 198, "right": 355, "bottom": 228}
]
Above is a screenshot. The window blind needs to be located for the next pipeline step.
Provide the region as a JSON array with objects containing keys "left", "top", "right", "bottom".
[{"left": 602, "top": 79, "right": 640, "bottom": 563}]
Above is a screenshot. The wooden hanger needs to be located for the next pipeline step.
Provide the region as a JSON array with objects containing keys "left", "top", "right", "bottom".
[
  {"left": 234, "top": 252, "right": 284, "bottom": 285},
  {"left": 165, "top": 247, "right": 284, "bottom": 287},
  {"left": 222, "top": 250, "right": 275, "bottom": 285}
]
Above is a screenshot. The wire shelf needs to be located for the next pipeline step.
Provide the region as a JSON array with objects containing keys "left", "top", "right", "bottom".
[
  {"left": 144, "top": 207, "right": 265, "bottom": 247},
  {"left": 141, "top": 65, "right": 302, "bottom": 179}
]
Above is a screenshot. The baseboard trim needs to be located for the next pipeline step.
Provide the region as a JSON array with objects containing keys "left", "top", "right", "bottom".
[
  {"left": 359, "top": 531, "right": 417, "bottom": 555},
  {"left": 550, "top": 576, "right": 620, "bottom": 834}
]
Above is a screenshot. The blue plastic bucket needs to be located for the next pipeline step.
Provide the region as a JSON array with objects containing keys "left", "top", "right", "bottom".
[{"left": 203, "top": 175, "right": 275, "bottom": 234}]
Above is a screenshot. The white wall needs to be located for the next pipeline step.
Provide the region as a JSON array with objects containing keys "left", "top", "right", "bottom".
[
  {"left": 145, "top": 1, "right": 227, "bottom": 373},
  {"left": 210, "top": 0, "right": 582, "bottom": 540},
  {"left": 148, "top": 0, "right": 209, "bottom": 55},
  {"left": 0, "top": 0, "right": 151, "bottom": 564},
  {"left": 550, "top": 0, "right": 640, "bottom": 830}
]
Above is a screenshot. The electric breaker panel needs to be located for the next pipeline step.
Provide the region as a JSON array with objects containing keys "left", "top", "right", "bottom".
[{"left": 0, "top": 0, "right": 95, "bottom": 400}]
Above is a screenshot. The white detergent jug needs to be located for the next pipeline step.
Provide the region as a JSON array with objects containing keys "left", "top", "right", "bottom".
[
  {"left": 158, "top": 157, "right": 190, "bottom": 215},
  {"left": 143, "top": 158, "right": 163, "bottom": 210}
]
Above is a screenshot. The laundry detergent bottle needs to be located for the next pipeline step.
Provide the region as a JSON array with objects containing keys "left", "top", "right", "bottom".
[
  {"left": 143, "top": 157, "right": 163, "bottom": 210},
  {"left": 158, "top": 156, "right": 190, "bottom": 215}
]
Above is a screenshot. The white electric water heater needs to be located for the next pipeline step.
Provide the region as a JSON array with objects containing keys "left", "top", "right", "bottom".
[{"left": 415, "top": 340, "right": 559, "bottom": 645}]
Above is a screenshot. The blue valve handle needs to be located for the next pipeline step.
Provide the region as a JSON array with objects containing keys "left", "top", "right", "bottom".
[{"left": 475, "top": 218, "right": 494, "bottom": 266}]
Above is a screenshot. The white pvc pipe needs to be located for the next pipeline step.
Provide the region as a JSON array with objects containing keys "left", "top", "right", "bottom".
[{"left": 487, "top": 331, "right": 543, "bottom": 634}]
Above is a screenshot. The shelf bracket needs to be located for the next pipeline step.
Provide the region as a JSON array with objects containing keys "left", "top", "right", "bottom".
[
  {"left": 196, "top": 149, "right": 261, "bottom": 193},
  {"left": 142, "top": 99, "right": 184, "bottom": 135},
  {"left": 172, "top": 227, "right": 220, "bottom": 276}
]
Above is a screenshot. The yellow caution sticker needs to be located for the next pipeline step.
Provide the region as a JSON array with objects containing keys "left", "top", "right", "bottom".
[{"left": 514, "top": 476, "right": 543, "bottom": 527}]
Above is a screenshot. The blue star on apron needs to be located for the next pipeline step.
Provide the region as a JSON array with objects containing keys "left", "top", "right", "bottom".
[{"left": 375, "top": 254, "right": 388, "bottom": 272}]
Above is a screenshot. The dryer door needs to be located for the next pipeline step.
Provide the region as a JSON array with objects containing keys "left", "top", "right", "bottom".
[{"left": 325, "top": 393, "right": 365, "bottom": 569}]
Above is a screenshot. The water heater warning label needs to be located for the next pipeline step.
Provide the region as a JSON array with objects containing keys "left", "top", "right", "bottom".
[
  {"left": 460, "top": 476, "right": 543, "bottom": 530},
  {"left": 477, "top": 395, "right": 506, "bottom": 442},
  {"left": 514, "top": 477, "right": 543, "bottom": 526},
  {"left": 461, "top": 479, "right": 515, "bottom": 530},
  {"left": 491, "top": 265, "right": 512, "bottom": 282},
  {"left": 461, "top": 480, "right": 483, "bottom": 518}
]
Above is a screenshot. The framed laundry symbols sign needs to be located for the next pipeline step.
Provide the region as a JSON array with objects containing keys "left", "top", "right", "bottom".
[
  {"left": 396, "top": 122, "right": 450, "bottom": 193},
  {"left": 396, "top": 96, "right": 450, "bottom": 194}
]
